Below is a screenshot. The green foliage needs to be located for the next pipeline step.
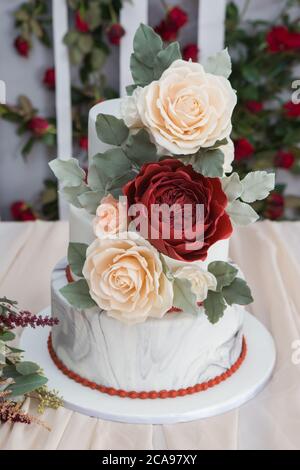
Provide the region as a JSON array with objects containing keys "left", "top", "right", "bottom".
[
  {"left": 60, "top": 279, "right": 97, "bottom": 309},
  {"left": 68, "top": 243, "right": 88, "bottom": 277}
]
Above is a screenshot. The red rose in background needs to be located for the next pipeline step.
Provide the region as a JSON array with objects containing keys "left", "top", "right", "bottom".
[
  {"left": 14, "top": 36, "right": 30, "bottom": 57},
  {"left": 107, "top": 24, "right": 125, "bottom": 45},
  {"left": 27, "top": 117, "right": 49, "bottom": 136},
  {"left": 284, "top": 101, "right": 300, "bottom": 117},
  {"left": 155, "top": 20, "right": 178, "bottom": 42},
  {"left": 246, "top": 100, "right": 263, "bottom": 113},
  {"left": 155, "top": 5, "right": 188, "bottom": 42},
  {"left": 267, "top": 26, "right": 300, "bottom": 52},
  {"left": 75, "top": 11, "right": 89, "bottom": 33},
  {"left": 11, "top": 201, "right": 36, "bottom": 221},
  {"left": 182, "top": 43, "right": 199, "bottom": 62},
  {"left": 234, "top": 138, "right": 254, "bottom": 161},
  {"left": 123, "top": 159, "right": 232, "bottom": 262},
  {"left": 264, "top": 193, "right": 285, "bottom": 220},
  {"left": 43, "top": 68, "right": 55, "bottom": 89},
  {"left": 168, "top": 6, "right": 188, "bottom": 29},
  {"left": 274, "top": 150, "right": 295, "bottom": 169},
  {"left": 79, "top": 135, "right": 88, "bottom": 151}
]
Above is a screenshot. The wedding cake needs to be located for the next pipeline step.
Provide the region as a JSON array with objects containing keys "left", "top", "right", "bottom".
[{"left": 49, "top": 24, "right": 274, "bottom": 399}]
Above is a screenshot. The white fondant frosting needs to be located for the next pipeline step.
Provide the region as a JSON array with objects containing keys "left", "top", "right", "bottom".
[{"left": 51, "top": 260, "right": 244, "bottom": 392}]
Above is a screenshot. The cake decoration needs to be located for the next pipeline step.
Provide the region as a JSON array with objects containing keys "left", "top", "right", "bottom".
[{"left": 48, "top": 23, "right": 275, "bottom": 397}]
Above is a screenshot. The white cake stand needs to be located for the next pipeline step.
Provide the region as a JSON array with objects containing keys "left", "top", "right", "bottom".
[{"left": 21, "top": 309, "right": 276, "bottom": 424}]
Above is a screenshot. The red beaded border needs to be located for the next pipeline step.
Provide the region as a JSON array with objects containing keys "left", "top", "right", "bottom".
[{"left": 47, "top": 333, "right": 247, "bottom": 399}]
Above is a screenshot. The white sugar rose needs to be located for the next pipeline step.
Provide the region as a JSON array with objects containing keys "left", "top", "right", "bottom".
[
  {"left": 121, "top": 87, "right": 143, "bottom": 128},
  {"left": 131, "top": 59, "right": 236, "bottom": 155},
  {"left": 93, "top": 194, "right": 128, "bottom": 238},
  {"left": 82, "top": 233, "right": 173, "bottom": 324},
  {"left": 174, "top": 265, "right": 217, "bottom": 302}
]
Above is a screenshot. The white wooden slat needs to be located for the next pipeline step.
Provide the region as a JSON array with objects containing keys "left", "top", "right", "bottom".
[
  {"left": 198, "top": 0, "right": 227, "bottom": 62},
  {"left": 52, "top": 0, "right": 72, "bottom": 220},
  {"left": 120, "top": 0, "right": 148, "bottom": 97},
  {"left": 0, "top": 80, "right": 5, "bottom": 103}
]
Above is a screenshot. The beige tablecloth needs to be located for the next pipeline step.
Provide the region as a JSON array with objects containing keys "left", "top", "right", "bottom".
[{"left": 0, "top": 220, "right": 300, "bottom": 450}]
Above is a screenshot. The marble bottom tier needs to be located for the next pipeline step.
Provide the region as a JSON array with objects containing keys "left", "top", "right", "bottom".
[{"left": 50, "top": 260, "right": 244, "bottom": 393}]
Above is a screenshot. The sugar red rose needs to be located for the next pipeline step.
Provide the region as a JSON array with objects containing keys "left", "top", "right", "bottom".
[
  {"left": 11, "top": 201, "right": 36, "bottom": 221},
  {"left": 14, "top": 36, "right": 30, "bottom": 57},
  {"left": 246, "top": 100, "right": 263, "bottom": 113},
  {"left": 107, "top": 24, "right": 125, "bottom": 45},
  {"left": 274, "top": 150, "right": 295, "bottom": 169},
  {"left": 27, "top": 117, "right": 49, "bottom": 136},
  {"left": 284, "top": 101, "right": 300, "bottom": 118},
  {"left": 43, "top": 68, "right": 55, "bottom": 89},
  {"left": 75, "top": 11, "right": 89, "bottom": 33},
  {"left": 182, "top": 43, "right": 199, "bottom": 62},
  {"left": 234, "top": 138, "right": 254, "bottom": 161},
  {"left": 123, "top": 159, "right": 232, "bottom": 262}
]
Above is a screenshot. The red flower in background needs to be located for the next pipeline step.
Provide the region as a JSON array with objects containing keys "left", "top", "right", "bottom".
[
  {"left": 43, "top": 68, "right": 55, "bottom": 89},
  {"left": 75, "top": 11, "right": 89, "bottom": 33},
  {"left": 79, "top": 135, "right": 88, "bottom": 151},
  {"left": 246, "top": 100, "right": 263, "bottom": 113},
  {"left": 27, "top": 117, "right": 49, "bottom": 136},
  {"left": 168, "top": 6, "right": 188, "bottom": 29},
  {"left": 267, "top": 26, "right": 300, "bottom": 52},
  {"left": 14, "top": 36, "right": 30, "bottom": 57},
  {"left": 107, "top": 24, "right": 125, "bottom": 45},
  {"left": 284, "top": 101, "right": 300, "bottom": 118},
  {"left": 274, "top": 150, "right": 295, "bottom": 169},
  {"left": 11, "top": 201, "right": 36, "bottom": 221},
  {"left": 264, "top": 193, "right": 285, "bottom": 220},
  {"left": 234, "top": 138, "right": 254, "bottom": 161},
  {"left": 123, "top": 159, "right": 232, "bottom": 262},
  {"left": 155, "top": 20, "right": 178, "bottom": 42},
  {"left": 155, "top": 5, "right": 188, "bottom": 41},
  {"left": 182, "top": 43, "right": 199, "bottom": 62}
]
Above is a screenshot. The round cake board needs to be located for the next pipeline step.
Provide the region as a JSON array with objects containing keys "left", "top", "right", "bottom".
[{"left": 21, "top": 309, "right": 276, "bottom": 425}]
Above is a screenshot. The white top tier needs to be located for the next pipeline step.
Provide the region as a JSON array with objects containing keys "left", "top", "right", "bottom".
[{"left": 69, "top": 98, "right": 229, "bottom": 264}]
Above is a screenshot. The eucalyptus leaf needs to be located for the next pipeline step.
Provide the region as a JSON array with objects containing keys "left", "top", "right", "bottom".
[
  {"left": 16, "top": 361, "right": 40, "bottom": 376},
  {"left": 208, "top": 261, "right": 238, "bottom": 291},
  {"left": 191, "top": 149, "right": 224, "bottom": 177},
  {"left": 132, "top": 23, "right": 163, "bottom": 68},
  {"left": 173, "top": 278, "right": 199, "bottom": 315},
  {"left": 6, "top": 373, "right": 48, "bottom": 398},
  {"left": 60, "top": 279, "right": 97, "bottom": 309},
  {"left": 61, "top": 182, "right": 89, "bottom": 208},
  {"left": 68, "top": 243, "right": 88, "bottom": 277},
  {"left": 222, "top": 278, "right": 253, "bottom": 306},
  {"left": 204, "top": 48, "right": 232, "bottom": 78},
  {"left": 96, "top": 114, "right": 129, "bottom": 145},
  {"left": 203, "top": 291, "right": 227, "bottom": 324},
  {"left": 221, "top": 172, "right": 243, "bottom": 202},
  {"left": 78, "top": 34, "right": 93, "bottom": 53},
  {"left": 49, "top": 158, "right": 86, "bottom": 187},
  {"left": 154, "top": 42, "right": 181, "bottom": 79},
  {"left": 2, "top": 365, "right": 22, "bottom": 379},
  {"left": 78, "top": 189, "right": 105, "bottom": 214},
  {"left": 241, "top": 171, "right": 275, "bottom": 203},
  {"left": 226, "top": 200, "right": 259, "bottom": 225},
  {"left": 130, "top": 54, "right": 154, "bottom": 86},
  {"left": 124, "top": 129, "right": 158, "bottom": 166}
]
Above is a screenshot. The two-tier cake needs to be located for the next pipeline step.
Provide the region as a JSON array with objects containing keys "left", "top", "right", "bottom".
[{"left": 49, "top": 24, "right": 275, "bottom": 399}]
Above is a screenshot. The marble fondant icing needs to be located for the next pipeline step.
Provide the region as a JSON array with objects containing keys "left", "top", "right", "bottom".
[{"left": 51, "top": 260, "right": 244, "bottom": 392}]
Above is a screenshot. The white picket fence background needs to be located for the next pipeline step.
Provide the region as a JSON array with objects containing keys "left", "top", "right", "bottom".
[{"left": 52, "top": 0, "right": 227, "bottom": 219}]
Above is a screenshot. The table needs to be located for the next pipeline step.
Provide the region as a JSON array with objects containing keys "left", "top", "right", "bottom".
[{"left": 0, "top": 220, "right": 300, "bottom": 450}]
